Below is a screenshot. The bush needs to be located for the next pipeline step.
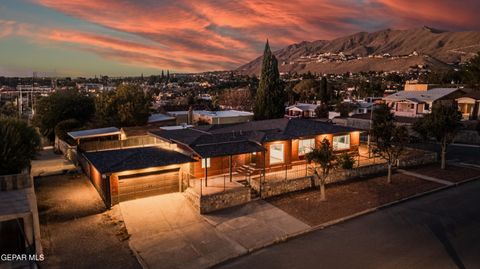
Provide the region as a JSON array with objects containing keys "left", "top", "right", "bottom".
[
  {"left": 338, "top": 153, "right": 355, "bottom": 169},
  {"left": 0, "top": 117, "right": 40, "bottom": 175}
]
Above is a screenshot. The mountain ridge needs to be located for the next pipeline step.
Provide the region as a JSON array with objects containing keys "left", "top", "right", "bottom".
[{"left": 237, "top": 27, "right": 480, "bottom": 75}]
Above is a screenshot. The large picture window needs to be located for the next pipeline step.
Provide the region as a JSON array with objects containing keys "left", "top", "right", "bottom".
[
  {"left": 269, "top": 144, "right": 284, "bottom": 165},
  {"left": 298, "top": 138, "right": 315, "bottom": 156},
  {"left": 333, "top": 135, "right": 350, "bottom": 151}
]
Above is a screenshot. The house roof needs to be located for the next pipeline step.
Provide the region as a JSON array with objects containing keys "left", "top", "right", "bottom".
[
  {"left": 68, "top": 127, "right": 120, "bottom": 140},
  {"left": 150, "top": 118, "right": 359, "bottom": 157},
  {"left": 83, "top": 146, "right": 195, "bottom": 174},
  {"left": 383, "top": 88, "right": 461, "bottom": 103},
  {"left": 286, "top": 103, "right": 318, "bottom": 111},
  {"left": 148, "top": 113, "right": 175, "bottom": 123}
]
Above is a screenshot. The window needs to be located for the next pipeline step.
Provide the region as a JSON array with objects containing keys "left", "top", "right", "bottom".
[
  {"left": 201, "top": 158, "right": 211, "bottom": 168},
  {"left": 269, "top": 144, "right": 284, "bottom": 165},
  {"left": 298, "top": 138, "right": 315, "bottom": 156},
  {"left": 333, "top": 135, "right": 350, "bottom": 151}
]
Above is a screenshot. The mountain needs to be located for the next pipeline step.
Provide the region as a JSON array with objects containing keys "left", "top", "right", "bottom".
[{"left": 237, "top": 27, "right": 480, "bottom": 75}]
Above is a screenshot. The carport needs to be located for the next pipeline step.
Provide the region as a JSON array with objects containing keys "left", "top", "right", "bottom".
[{"left": 82, "top": 146, "right": 195, "bottom": 206}]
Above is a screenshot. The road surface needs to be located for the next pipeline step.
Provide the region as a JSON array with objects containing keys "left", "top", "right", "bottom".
[{"left": 217, "top": 180, "right": 480, "bottom": 269}]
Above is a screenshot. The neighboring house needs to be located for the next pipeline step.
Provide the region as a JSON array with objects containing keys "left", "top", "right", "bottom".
[
  {"left": 285, "top": 103, "right": 319, "bottom": 118},
  {"left": 79, "top": 118, "right": 360, "bottom": 207},
  {"left": 383, "top": 88, "right": 464, "bottom": 117},
  {"left": 456, "top": 92, "right": 480, "bottom": 120},
  {"left": 353, "top": 97, "right": 383, "bottom": 115}
]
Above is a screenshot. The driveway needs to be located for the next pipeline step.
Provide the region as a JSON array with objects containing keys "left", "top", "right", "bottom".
[
  {"left": 36, "top": 174, "right": 142, "bottom": 269},
  {"left": 119, "top": 194, "right": 310, "bottom": 269}
]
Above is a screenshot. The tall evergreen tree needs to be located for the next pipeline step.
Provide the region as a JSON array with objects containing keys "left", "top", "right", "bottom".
[{"left": 254, "top": 40, "right": 285, "bottom": 120}]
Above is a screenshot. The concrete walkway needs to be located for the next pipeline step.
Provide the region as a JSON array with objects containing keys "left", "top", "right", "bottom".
[
  {"left": 119, "top": 194, "right": 310, "bottom": 269},
  {"left": 31, "top": 149, "right": 76, "bottom": 177},
  {"left": 397, "top": 169, "right": 454, "bottom": 186}
]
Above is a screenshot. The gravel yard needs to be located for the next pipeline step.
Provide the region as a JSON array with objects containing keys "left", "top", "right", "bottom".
[
  {"left": 35, "top": 174, "right": 141, "bottom": 269},
  {"left": 268, "top": 173, "right": 442, "bottom": 226}
]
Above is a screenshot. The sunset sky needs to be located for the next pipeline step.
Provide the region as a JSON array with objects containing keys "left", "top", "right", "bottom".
[{"left": 1, "top": 0, "right": 479, "bottom": 77}]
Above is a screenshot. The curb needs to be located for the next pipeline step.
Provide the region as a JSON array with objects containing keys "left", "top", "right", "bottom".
[{"left": 214, "top": 176, "right": 480, "bottom": 268}]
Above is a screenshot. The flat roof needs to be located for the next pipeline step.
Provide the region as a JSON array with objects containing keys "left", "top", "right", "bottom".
[
  {"left": 167, "top": 110, "right": 253, "bottom": 118},
  {"left": 68, "top": 127, "right": 120, "bottom": 140},
  {"left": 148, "top": 113, "right": 176, "bottom": 123},
  {"left": 83, "top": 146, "right": 195, "bottom": 174}
]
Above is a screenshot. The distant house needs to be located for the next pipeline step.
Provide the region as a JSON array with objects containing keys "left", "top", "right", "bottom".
[
  {"left": 285, "top": 103, "right": 319, "bottom": 118},
  {"left": 456, "top": 92, "right": 480, "bottom": 120},
  {"left": 383, "top": 88, "right": 464, "bottom": 117}
]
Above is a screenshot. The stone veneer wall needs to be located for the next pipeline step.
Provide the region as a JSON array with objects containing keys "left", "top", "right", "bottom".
[
  {"left": 255, "top": 150, "right": 437, "bottom": 199},
  {"left": 183, "top": 187, "right": 251, "bottom": 214},
  {"left": 0, "top": 172, "right": 31, "bottom": 191}
]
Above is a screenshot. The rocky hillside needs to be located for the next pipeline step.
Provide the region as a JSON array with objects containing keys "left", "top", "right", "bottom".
[{"left": 238, "top": 27, "right": 480, "bottom": 75}]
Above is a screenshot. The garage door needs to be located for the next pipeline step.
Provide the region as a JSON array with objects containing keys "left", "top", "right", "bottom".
[{"left": 118, "top": 168, "right": 179, "bottom": 202}]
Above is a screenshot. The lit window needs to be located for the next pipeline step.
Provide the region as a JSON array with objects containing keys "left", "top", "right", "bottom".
[
  {"left": 269, "top": 144, "right": 284, "bottom": 165},
  {"left": 333, "top": 135, "right": 350, "bottom": 151},
  {"left": 201, "top": 158, "right": 211, "bottom": 168},
  {"left": 298, "top": 138, "right": 315, "bottom": 156}
]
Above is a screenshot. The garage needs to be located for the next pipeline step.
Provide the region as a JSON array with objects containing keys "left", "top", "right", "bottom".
[
  {"left": 118, "top": 168, "right": 180, "bottom": 202},
  {"left": 82, "top": 146, "right": 195, "bottom": 207}
]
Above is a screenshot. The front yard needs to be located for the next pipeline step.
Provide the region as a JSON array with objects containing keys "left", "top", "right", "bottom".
[{"left": 268, "top": 173, "right": 442, "bottom": 226}]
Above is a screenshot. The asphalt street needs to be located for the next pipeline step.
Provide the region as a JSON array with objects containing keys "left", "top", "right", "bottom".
[{"left": 217, "top": 177, "right": 480, "bottom": 269}]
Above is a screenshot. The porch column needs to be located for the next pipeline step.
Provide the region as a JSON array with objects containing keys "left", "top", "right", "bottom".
[
  {"left": 204, "top": 158, "right": 208, "bottom": 187},
  {"left": 229, "top": 155, "right": 233, "bottom": 182}
]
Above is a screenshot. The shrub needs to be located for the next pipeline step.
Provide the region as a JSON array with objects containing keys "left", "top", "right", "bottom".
[
  {"left": 338, "top": 153, "right": 355, "bottom": 169},
  {"left": 0, "top": 117, "right": 40, "bottom": 175}
]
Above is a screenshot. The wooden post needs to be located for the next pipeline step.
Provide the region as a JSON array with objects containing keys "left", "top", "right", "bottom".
[
  {"left": 229, "top": 155, "right": 233, "bottom": 182},
  {"left": 204, "top": 158, "right": 208, "bottom": 187}
]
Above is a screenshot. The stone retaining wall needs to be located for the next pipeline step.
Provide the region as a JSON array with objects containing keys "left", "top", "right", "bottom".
[
  {"left": 256, "top": 150, "right": 437, "bottom": 199},
  {"left": 184, "top": 187, "right": 251, "bottom": 214}
]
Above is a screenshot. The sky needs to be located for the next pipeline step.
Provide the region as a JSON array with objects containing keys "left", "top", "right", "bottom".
[{"left": 1, "top": 0, "right": 480, "bottom": 77}]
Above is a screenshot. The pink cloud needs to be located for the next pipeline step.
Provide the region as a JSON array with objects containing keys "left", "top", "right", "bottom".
[{"left": 24, "top": 0, "right": 480, "bottom": 72}]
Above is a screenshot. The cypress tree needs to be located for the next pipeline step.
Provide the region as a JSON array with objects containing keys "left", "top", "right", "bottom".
[{"left": 254, "top": 40, "right": 285, "bottom": 120}]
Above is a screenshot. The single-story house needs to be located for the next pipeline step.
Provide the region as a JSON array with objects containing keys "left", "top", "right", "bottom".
[
  {"left": 150, "top": 118, "right": 360, "bottom": 182},
  {"left": 80, "top": 118, "right": 361, "bottom": 207},
  {"left": 285, "top": 103, "right": 319, "bottom": 118},
  {"left": 383, "top": 88, "right": 464, "bottom": 117},
  {"left": 456, "top": 92, "right": 480, "bottom": 120}
]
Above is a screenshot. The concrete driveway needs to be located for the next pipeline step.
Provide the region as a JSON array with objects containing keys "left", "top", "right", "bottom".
[{"left": 119, "top": 194, "right": 310, "bottom": 269}]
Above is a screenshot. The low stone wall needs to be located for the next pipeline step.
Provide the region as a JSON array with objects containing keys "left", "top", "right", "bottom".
[
  {"left": 256, "top": 150, "right": 438, "bottom": 199},
  {"left": 183, "top": 187, "right": 251, "bottom": 214},
  {"left": 254, "top": 176, "right": 315, "bottom": 199},
  {"left": 0, "top": 172, "right": 31, "bottom": 191},
  {"left": 454, "top": 130, "right": 480, "bottom": 145}
]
